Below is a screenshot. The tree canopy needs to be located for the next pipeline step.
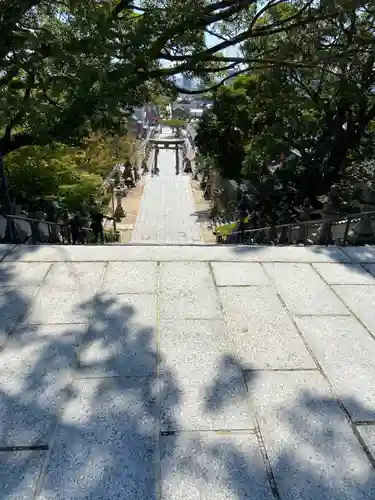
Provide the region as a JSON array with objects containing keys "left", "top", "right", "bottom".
[
  {"left": 5, "top": 131, "right": 137, "bottom": 212},
  {"left": 0, "top": 0, "right": 359, "bottom": 156},
  {"left": 196, "top": 0, "right": 375, "bottom": 219}
]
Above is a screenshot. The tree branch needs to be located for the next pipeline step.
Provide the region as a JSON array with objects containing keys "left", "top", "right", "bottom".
[
  {"left": 157, "top": 7, "right": 329, "bottom": 72},
  {"left": 0, "top": 131, "right": 36, "bottom": 156},
  {"left": 166, "top": 67, "right": 251, "bottom": 95},
  {"left": 154, "top": 52, "right": 324, "bottom": 79},
  {"left": 7, "top": 72, "right": 35, "bottom": 132},
  {"left": 38, "top": 77, "right": 62, "bottom": 109},
  {"left": 290, "top": 70, "right": 320, "bottom": 103},
  {"left": 0, "top": 0, "right": 44, "bottom": 58},
  {"left": 112, "top": 0, "right": 134, "bottom": 17},
  {"left": 247, "top": 0, "right": 286, "bottom": 34},
  {"left": 149, "top": 0, "right": 256, "bottom": 60},
  {"left": 204, "top": 27, "right": 231, "bottom": 42}
]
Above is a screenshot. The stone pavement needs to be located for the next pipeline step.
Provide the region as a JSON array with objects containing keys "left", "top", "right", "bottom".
[
  {"left": 131, "top": 128, "right": 202, "bottom": 244},
  {"left": 1, "top": 243, "right": 375, "bottom": 499}
]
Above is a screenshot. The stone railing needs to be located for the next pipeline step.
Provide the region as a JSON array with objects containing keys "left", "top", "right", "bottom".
[
  {"left": 217, "top": 210, "right": 375, "bottom": 246},
  {"left": 0, "top": 214, "right": 120, "bottom": 245}
]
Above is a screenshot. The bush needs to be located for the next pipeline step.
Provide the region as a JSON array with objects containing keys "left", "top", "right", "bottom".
[
  {"left": 86, "top": 229, "right": 120, "bottom": 243},
  {"left": 104, "top": 229, "right": 121, "bottom": 243},
  {"left": 161, "top": 119, "right": 185, "bottom": 128},
  {"left": 5, "top": 132, "right": 139, "bottom": 213}
]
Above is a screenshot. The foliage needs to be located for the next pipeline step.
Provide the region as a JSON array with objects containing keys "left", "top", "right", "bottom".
[
  {"left": 0, "top": 0, "right": 356, "bottom": 158},
  {"left": 196, "top": 83, "right": 252, "bottom": 179},
  {"left": 2, "top": 1, "right": 375, "bottom": 219},
  {"left": 151, "top": 94, "right": 172, "bottom": 117},
  {"left": 196, "top": 1, "right": 375, "bottom": 222},
  {"left": 72, "top": 132, "right": 138, "bottom": 177},
  {"left": 6, "top": 145, "right": 78, "bottom": 204},
  {"left": 0, "top": 0, "right": 159, "bottom": 156},
  {"left": 162, "top": 119, "right": 185, "bottom": 128},
  {"left": 86, "top": 228, "right": 120, "bottom": 244},
  {"left": 58, "top": 172, "right": 103, "bottom": 212},
  {"left": 5, "top": 131, "right": 136, "bottom": 212}
]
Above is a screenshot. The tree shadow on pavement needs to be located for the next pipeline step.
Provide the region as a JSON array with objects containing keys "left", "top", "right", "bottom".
[
  {"left": 199, "top": 353, "right": 375, "bottom": 500},
  {"left": 0, "top": 250, "right": 375, "bottom": 500},
  {"left": 0, "top": 245, "right": 42, "bottom": 349}
]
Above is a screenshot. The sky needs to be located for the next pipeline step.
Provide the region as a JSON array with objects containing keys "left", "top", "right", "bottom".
[{"left": 133, "top": 0, "right": 238, "bottom": 57}]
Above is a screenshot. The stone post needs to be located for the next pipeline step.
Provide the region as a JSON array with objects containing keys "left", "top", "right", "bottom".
[
  {"left": 314, "top": 185, "right": 342, "bottom": 245},
  {"left": 347, "top": 181, "right": 375, "bottom": 244},
  {"left": 295, "top": 198, "right": 313, "bottom": 244},
  {"left": 314, "top": 207, "right": 334, "bottom": 245},
  {"left": 278, "top": 203, "right": 293, "bottom": 244},
  {"left": 175, "top": 145, "right": 180, "bottom": 174},
  {"left": 114, "top": 186, "right": 125, "bottom": 221},
  {"left": 133, "top": 165, "right": 140, "bottom": 182},
  {"left": 254, "top": 215, "right": 267, "bottom": 244},
  {"left": 154, "top": 147, "right": 159, "bottom": 174}
]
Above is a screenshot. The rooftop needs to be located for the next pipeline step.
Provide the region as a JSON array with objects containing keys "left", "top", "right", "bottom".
[{"left": 1, "top": 243, "right": 375, "bottom": 499}]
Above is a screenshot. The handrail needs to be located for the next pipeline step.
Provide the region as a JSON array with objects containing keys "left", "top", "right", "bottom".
[
  {"left": 217, "top": 209, "right": 375, "bottom": 246},
  {"left": 227, "top": 210, "right": 375, "bottom": 236},
  {"left": 4, "top": 213, "right": 93, "bottom": 234},
  {"left": 1, "top": 208, "right": 120, "bottom": 245},
  {"left": 5, "top": 213, "right": 66, "bottom": 227},
  {"left": 0, "top": 213, "right": 108, "bottom": 245}
]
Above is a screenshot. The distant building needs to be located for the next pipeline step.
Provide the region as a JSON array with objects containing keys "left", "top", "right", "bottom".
[
  {"left": 172, "top": 107, "right": 188, "bottom": 119},
  {"left": 189, "top": 108, "right": 204, "bottom": 118},
  {"left": 134, "top": 107, "right": 146, "bottom": 123},
  {"left": 225, "top": 68, "right": 238, "bottom": 86},
  {"left": 132, "top": 104, "right": 159, "bottom": 137}
]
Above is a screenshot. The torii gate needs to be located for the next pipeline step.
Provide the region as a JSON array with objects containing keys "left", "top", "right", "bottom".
[{"left": 148, "top": 138, "right": 185, "bottom": 174}]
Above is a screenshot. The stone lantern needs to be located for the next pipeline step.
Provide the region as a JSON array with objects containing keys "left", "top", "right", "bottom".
[
  {"left": 347, "top": 181, "right": 375, "bottom": 244},
  {"left": 123, "top": 162, "right": 135, "bottom": 189}
]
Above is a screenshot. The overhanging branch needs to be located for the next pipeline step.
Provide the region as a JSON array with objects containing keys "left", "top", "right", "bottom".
[
  {"left": 166, "top": 67, "right": 251, "bottom": 95},
  {"left": 204, "top": 27, "right": 231, "bottom": 42},
  {"left": 149, "top": 0, "right": 256, "bottom": 60},
  {"left": 7, "top": 71, "right": 35, "bottom": 132},
  {"left": 38, "top": 75, "right": 62, "bottom": 109},
  {"left": 0, "top": 131, "right": 36, "bottom": 155},
  {"left": 158, "top": 9, "right": 330, "bottom": 72}
]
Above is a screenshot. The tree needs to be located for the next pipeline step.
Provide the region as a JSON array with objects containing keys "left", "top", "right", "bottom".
[
  {"left": 4, "top": 131, "right": 135, "bottom": 212},
  {"left": 6, "top": 145, "right": 75, "bottom": 204},
  {"left": 196, "top": 79, "right": 256, "bottom": 179},
  {"left": 72, "top": 132, "right": 137, "bottom": 177},
  {"left": 197, "top": 1, "right": 375, "bottom": 201},
  {"left": 0, "top": 0, "right": 352, "bottom": 158},
  {"left": 152, "top": 0, "right": 343, "bottom": 91},
  {"left": 0, "top": 0, "right": 160, "bottom": 156}
]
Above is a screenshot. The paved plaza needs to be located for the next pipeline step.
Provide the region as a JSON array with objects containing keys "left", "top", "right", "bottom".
[
  {"left": 131, "top": 128, "right": 202, "bottom": 244},
  {"left": 1, "top": 243, "right": 375, "bottom": 499}
]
